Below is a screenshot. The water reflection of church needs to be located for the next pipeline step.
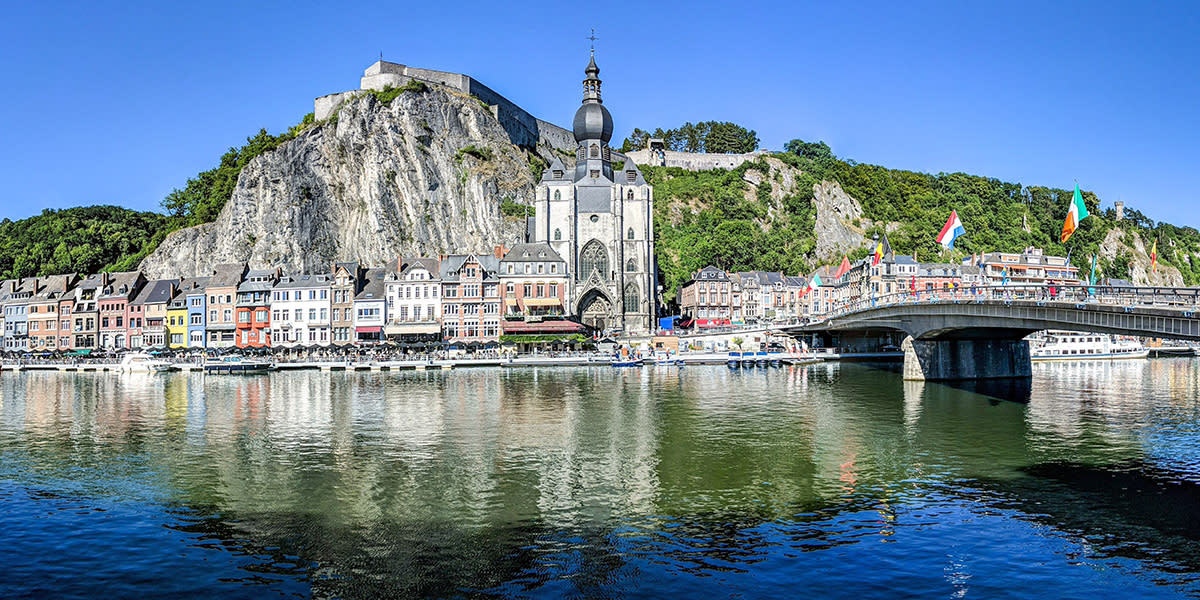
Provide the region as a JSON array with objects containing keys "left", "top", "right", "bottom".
[{"left": 532, "top": 51, "right": 656, "bottom": 335}]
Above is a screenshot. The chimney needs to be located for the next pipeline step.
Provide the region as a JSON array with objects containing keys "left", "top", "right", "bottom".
[{"left": 493, "top": 245, "right": 505, "bottom": 259}]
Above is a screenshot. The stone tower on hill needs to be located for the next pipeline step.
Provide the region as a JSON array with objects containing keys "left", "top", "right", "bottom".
[{"left": 532, "top": 52, "right": 656, "bottom": 335}]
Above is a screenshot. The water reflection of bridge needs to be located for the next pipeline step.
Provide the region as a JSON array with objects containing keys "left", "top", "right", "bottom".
[{"left": 782, "top": 285, "right": 1200, "bottom": 381}]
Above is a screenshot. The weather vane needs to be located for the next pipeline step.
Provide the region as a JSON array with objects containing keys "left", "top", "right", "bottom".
[{"left": 587, "top": 28, "right": 598, "bottom": 52}]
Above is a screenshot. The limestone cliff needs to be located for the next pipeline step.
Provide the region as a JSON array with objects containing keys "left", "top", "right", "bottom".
[
  {"left": 141, "top": 87, "right": 560, "bottom": 278},
  {"left": 740, "top": 157, "right": 881, "bottom": 262},
  {"left": 1098, "top": 228, "right": 1186, "bottom": 286}
]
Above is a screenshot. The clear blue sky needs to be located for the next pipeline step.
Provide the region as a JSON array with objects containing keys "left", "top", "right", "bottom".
[{"left": 2, "top": 0, "right": 1197, "bottom": 227}]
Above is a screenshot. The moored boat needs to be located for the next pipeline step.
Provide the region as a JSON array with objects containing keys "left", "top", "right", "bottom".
[
  {"left": 204, "top": 356, "right": 273, "bottom": 373},
  {"left": 117, "top": 352, "right": 172, "bottom": 373},
  {"left": 1030, "top": 331, "right": 1148, "bottom": 361}
]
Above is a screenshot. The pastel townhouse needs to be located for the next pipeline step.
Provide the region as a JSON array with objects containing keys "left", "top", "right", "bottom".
[
  {"left": 166, "top": 280, "right": 194, "bottom": 349},
  {"left": 352, "top": 268, "right": 387, "bottom": 344},
  {"left": 28, "top": 274, "right": 77, "bottom": 352},
  {"left": 183, "top": 278, "right": 209, "bottom": 348},
  {"left": 130, "top": 279, "right": 178, "bottom": 349},
  {"left": 331, "top": 262, "right": 363, "bottom": 347},
  {"left": 498, "top": 243, "right": 569, "bottom": 317},
  {"left": 440, "top": 253, "right": 502, "bottom": 344},
  {"left": 165, "top": 278, "right": 206, "bottom": 349},
  {"left": 384, "top": 257, "right": 442, "bottom": 344},
  {"left": 2, "top": 278, "right": 37, "bottom": 352},
  {"left": 205, "top": 263, "right": 246, "bottom": 349},
  {"left": 57, "top": 281, "right": 76, "bottom": 351},
  {"left": 271, "top": 273, "right": 332, "bottom": 348},
  {"left": 0, "top": 279, "right": 12, "bottom": 349},
  {"left": 70, "top": 273, "right": 106, "bottom": 350},
  {"left": 235, "top": 269, "right": 278, "bottom": 349},
  {"left": 498, "top": 243, "right": 589, "bottom": 341},
  {"left": 97, "top": 271, "right": 145, "bottom": 350},
  {"left": 677, "top": 266, "right": 735, "bottom": 329}
]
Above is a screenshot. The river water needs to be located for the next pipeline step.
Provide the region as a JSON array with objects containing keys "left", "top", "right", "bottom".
[{"left": 2, "top": 360, "right": 1200, "bottom": 598}]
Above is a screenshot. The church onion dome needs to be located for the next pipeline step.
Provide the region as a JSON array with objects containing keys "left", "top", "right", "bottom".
[
  {"left": 572, "top": 52, "right": 613, "bottom": 144},
  {"left": 573, "top": 102, "right": 613, "bottom": 144}
]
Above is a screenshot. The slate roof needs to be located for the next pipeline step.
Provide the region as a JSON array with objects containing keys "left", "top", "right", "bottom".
[
  {"left": 275, "top": 273, "right": 332, "bottom": 289},
  {"left": 691, "top": 266, "right": 729, "bottom": 282},
  {"left": 98, "top": 271, "right": 143, "bottom": 300},
  {"left": 208, "top": 263, "right": 247, "bottom": 288},
  {"left": 500, "top": 243, "right": 564, "bottom": 264},
  {"left": 440, "top": 255, "right": 500, "bottom": 282},
  {"left": 132, "top": 279, "right": 179, "bottom": 306},
  {"left": 355, "top": 268, "right": 388, "bottom": 301}
]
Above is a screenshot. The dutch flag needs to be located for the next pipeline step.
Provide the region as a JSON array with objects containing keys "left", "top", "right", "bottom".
[{"left": 936, "top": 210, "right": 966, "bottom": 250}]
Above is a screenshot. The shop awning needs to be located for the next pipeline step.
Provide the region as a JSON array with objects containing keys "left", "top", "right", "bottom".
[
  {"left": 501, "top": 320, "right": 588, "bottom": 334},
  {"left": 355, "top": 326, "right": 382, "bottom": 333},
  {"left": 521, "top": 298, "right": 561, "bottom": 307},
  {"left": 504, "top": 298, "right": 519, "bottom": 306},
  {"left": 384, "top": 323, "right": 440, "bottom": 335}
]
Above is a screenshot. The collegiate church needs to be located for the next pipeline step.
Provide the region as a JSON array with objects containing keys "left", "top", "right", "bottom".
[{"left": 532, "top": 52, "right": 656, "bottom": 334}]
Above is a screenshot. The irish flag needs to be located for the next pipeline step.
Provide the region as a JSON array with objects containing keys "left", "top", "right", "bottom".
[
  {"left": 1060, "top": 184, "right": 1089, "bottom": 243},
  {"left": 936, "top": 210, "right": 966, "bottom": 249},
  {"left": 1151, "top": 239, "right": 1158, "bottom": 272}
]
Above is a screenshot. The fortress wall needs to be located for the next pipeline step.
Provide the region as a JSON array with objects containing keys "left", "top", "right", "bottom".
[
  {"left": 625, "top": 149, "right": 768, "bottom": 171},
  {"left": 315, "top": 61, "right": 576, "bottom": 153}
]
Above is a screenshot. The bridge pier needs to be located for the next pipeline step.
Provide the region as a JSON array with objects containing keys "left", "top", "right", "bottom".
[{"left": 902, "top": 336, "right": 1031, "bottom": 381}]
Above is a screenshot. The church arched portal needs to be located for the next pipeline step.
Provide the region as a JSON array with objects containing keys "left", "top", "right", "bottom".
[{"left": 578, "top": 290, "right": 614, "bottom": 332}]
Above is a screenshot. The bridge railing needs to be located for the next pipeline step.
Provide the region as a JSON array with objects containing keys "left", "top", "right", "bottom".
[{"left": 804, "top": 284, "right": 1200, "bottom": 325}]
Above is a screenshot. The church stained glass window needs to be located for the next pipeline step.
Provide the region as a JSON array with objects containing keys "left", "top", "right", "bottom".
[
  {"left": 554, "top": 228, "right": 561, "bottom": 241},
  {"left": 580, "top": 241, "right": 608, "bottom": 282},
  {"left": 554, "top": 190, "right": 561, "bottom": 201},
  {"left": 624, "top": 283, "right": 639, "bottom": 312},
  {"left": 626, "top": 258, "right": 636, "bottom": 272},
  {"left": 627, "top": 227, "right": 634, "bottom": 240}
]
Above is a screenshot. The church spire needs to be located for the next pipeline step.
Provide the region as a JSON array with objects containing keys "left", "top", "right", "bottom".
[{"left": 583, "top": 30, "right": 601, "bottom": 102}]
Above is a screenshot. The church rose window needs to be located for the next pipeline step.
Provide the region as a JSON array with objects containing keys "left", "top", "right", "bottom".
[
  {"left": 580, "top": 241, "right": 608, "bottom": 282},
  {"left": 624, "top": 283, "right": 639, "bottom": 312}
]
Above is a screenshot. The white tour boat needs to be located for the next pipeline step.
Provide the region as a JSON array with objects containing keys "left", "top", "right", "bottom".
[
  {"left": 117, "top": 352, "right": 173, "bottom": 373},
  {"left": 1030, "top": 331, "right": 1149, "bottom": 361}
]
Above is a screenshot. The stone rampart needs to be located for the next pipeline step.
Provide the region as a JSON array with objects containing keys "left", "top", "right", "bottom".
[
  {"left": 316, "top": 61, "right": 575, "bottom": 153},
  {"left": 624, "top": 148, "right": 768, "bottom": 171}
]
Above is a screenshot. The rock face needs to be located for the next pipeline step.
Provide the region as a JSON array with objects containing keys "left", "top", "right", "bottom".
[
  {"left": 812, "top": 181, "right": 873, "bottom": 261},
  {"left": 141, "top": 87, "right": 561, "bottom": 278},
  {"left": 1099, "top": 228, "right": 1185, "bottom": 286}
]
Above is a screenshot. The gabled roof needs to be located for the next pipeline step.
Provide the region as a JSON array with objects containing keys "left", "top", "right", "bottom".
[
  {"left": 208, "top": 263, "right": 247, "bottom": 288},
  {"left": 541, "top": 157, "right": 569, "bottom": 182},
  {"left": 31, "top": 274, "right": 77, "bottom": 303},
  {"left": 355, "top": 268, "right": 388, "bottom": 301},
  {"left": 500, "top": 243, "right": 564, "bottom": 264},
  {"left": 692, "top": 266, "right": 729, "bottom": 282},
  {"left": 274, "top": 273, "right": 332, "bottom": 289},
  {"left": 98, "top": 271, "right": 143, "bottom": 300},
  {"left": 170, "top": 277, "right": 209, "bottom": 307},
  {"left": 441, "top": 254, "right": 500, "bottom": 282},
  {"left": 399, "top": 257, "right": 440, "bottom": 277},
  {"left": 131, "top": 279, "right": 178, "bottom": 306}
]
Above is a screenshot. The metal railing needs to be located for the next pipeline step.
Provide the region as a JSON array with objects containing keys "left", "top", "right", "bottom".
[{"left": 803, "top": 284, "right": 1200, "bottom": 326}]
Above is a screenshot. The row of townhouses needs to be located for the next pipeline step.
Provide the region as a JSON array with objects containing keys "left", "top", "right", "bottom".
[
  {"left": 678, "top": 244, "right": 1082, "bottom": 327},
  {"left": 0, "top": 244, "right": 591, "bottom": 353}
]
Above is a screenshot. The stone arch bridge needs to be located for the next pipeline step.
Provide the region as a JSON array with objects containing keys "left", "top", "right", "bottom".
[{"left": 780, "top": 285, "right": 1200, "bottom": 381}]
